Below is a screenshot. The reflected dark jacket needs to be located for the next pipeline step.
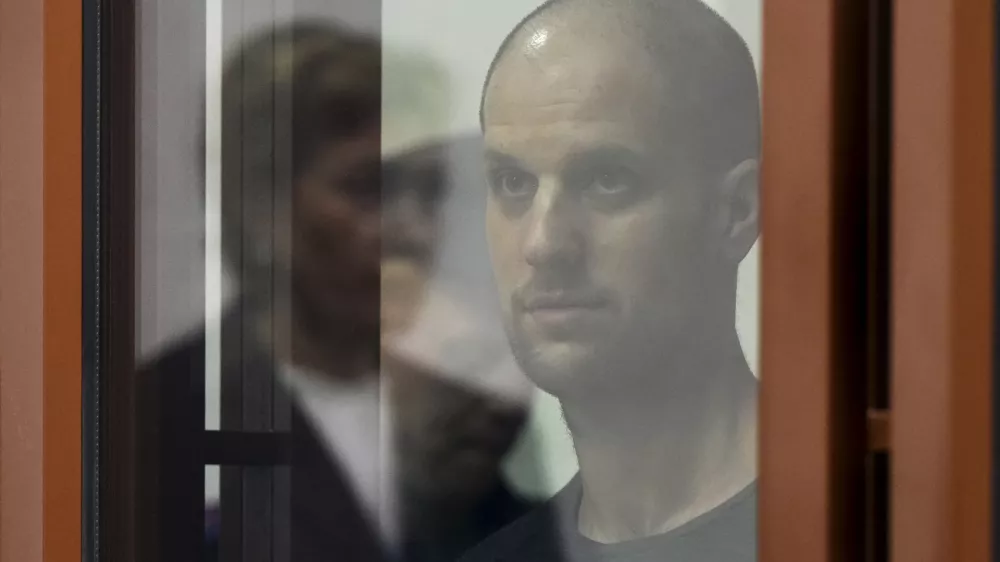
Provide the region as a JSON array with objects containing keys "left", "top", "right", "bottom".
[
  {"left": 141, "top": 316, "right": 387, "bottom": 562},
  {"left": 140, "top": 312, "right": 532, "bottom": 562}
]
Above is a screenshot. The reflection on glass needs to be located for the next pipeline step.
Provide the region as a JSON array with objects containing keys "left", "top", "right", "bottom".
[{"left": 134, "top": 0, "right": 759, "bottom": 561}]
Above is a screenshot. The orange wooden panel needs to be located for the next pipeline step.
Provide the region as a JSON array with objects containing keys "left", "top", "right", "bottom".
[
  {"left": 760, "top": 0, "right": 869, "bottom": 560},
  {"left": 892, "top": 0, "right": 994, "bottom": 561},
  {"left": 0, "top": 0, "right": 83, "bottom": 560},
  {"left": 42, "top": 0, "right": 83, "bottom": 559},
  {"left": 0, "top": 0, "right": 46, "bottom": 557}
]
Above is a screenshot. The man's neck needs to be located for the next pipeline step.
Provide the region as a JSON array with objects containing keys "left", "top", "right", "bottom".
[{"left": 564, "top": 339, "right": 757, "bottom": 544}]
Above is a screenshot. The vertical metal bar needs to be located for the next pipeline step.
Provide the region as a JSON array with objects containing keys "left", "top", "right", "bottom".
[
  {"left": 145, "top": 1, "right": 209, "bottom": 559},
  {"left": 95, "top": 0, "right": 139, "bottom": 559},
  {"left": 865, "top": 1, "right": 892, "bottom": 560},
  {"left": 270, "top": 2, "right": 295, "bottom": 560},
  {"left": 219, "top": 1, "right": 246, "bottom": 560},
  {"left": 238, "top": 2, "right": 277, "bottom": 561}
]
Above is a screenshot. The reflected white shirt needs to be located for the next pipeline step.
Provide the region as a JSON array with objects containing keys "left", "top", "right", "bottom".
[
  {"left": 279, "top": 365, "right": 398, "bottom": 546},
  {"left": 278, "top": 287, "right": 528, "bottom": 549}
]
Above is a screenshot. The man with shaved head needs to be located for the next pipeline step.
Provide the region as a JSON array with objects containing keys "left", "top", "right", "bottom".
[{"left": 464, "top": 0, "right": 760, "bottom": 560}]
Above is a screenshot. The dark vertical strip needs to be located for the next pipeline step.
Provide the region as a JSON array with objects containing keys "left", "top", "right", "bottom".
[
  {"left": 150, "top": 1, "right": 209, "bottom": 560},
  {"left": 272, "top": 466, "right": 291, "bottom": 562},
  {"left": 220, "top": 0, "right": 247, "bottom": 437},
  {"left": 271, "top": 0, "right": 293, "bottom": 436},
  {"left": 94, "top": 0, "right": 141, "bottom": 559},
  {"left": 240, "top": 0, "right": 277, "bottom": 438},
  {"left": 239, "top": 3, "right": 278, "bottom": 560},
  {"left": 270, "top": 9, "right": 295, "bottom": 561},
  {"left": 157, "top": 334, "right": 207, "bottom": 562},
  {"left": 81, "top": 0, "right": 101, "bottom": 559},
  {"left": 243, "top": 467, "right": 275, "bottom": 562},
  {"left": 219, "top": 2, "right": 247, "bottom": 561},
  {"left": 868, "top": 453, "right": 890, "bottom": 562},
  {"left": 220, "top": 464, "right": 245, "bottom": 562},
  {"left": 867, "top": 0, "right": 892, "bottom": 415},
  {"left": 865, "top": 1, "right": 892, "bottom": 561},
  {"left": 832, "top": 0, "right": 874, "bottom": 558}
]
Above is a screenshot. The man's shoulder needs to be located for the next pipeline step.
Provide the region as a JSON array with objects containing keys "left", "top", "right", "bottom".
[{"left": 461, "top": 480, "right": 759, "bottom": 562}]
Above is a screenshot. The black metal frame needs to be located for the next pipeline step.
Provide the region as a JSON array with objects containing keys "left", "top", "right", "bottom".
[
  {"left": 84, "top": 1, "right": 304, "bottom": 560},
  {"left": 864, "top": 1, "right": 892, "bottom": 561},
  {"left": 84, "top": 0, "right": 143, "bottom": 559},
  {"left": 82, "top": 0, "right": 101, "bottom": 559}
]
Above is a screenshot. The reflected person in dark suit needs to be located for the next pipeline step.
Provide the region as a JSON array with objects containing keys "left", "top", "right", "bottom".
[
  {"left": 381, "top": 137, "right": 539, "bottom": 562},
  {"left": 144, "top": 22, "right": 535, "bottom": 562}
]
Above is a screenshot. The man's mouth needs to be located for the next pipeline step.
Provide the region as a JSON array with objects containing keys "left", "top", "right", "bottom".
[
  {"left": 520, "top": 291, "right": 610, "bottom": 327},
  {"left": 522, "top": 291, "right": 609, "bottom": 312}
]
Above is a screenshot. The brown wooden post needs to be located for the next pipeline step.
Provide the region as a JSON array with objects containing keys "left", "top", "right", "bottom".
[
  {"left": 892, "top": 0, "right": 995, "bottom": 561},
  {"left": 0, "top": 0, "right": 83, "bottom": 560},
  {"left": 760, "top": 0, "right": 871, "bottom": 560}
]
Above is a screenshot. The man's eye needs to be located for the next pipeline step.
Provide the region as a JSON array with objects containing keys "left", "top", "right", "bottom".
[
  {"left": 490, "top": 169, "right": 537, "bottom": 199},
  {"left": 586, "top": 168, "right": 640, "bottom": 197}
]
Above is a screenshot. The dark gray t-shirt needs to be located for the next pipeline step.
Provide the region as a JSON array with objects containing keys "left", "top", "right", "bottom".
[{"left": 460, "top": 476, "right": 756, "bottom": 562}]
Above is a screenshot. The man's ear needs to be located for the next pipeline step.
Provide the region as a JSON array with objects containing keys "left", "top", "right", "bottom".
[{"left": 718, "top": 158, "right": 759, "bottom": 263}]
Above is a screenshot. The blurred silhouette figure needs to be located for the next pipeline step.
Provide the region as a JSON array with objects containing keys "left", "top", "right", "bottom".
[
  {"left": 464, "top": 0, "right": 760, "bottom": 561},
  {"left": 144, "top": 22, "right": 535, "bottom": 562},
  {"left": 219, "top": 22, "right": 385, "bottom": 562},
  {"left": 381, "top": 138, "right": 538, "bottom": 562}
]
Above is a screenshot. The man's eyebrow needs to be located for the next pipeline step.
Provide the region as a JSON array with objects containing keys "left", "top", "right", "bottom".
[{"left": 483, "top": 149, "right": 524, "bottom": 167}]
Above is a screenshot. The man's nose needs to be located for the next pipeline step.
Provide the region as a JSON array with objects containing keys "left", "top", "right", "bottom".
[{"left": 523, "top": 182, "right": 583, "bottom": 268}]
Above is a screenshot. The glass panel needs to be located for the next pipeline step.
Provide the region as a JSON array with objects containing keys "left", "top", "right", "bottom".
[
  {"left": 384, "top": 2, "right": 761, "bottom": 560},
  {"left": 131, "top": 1, "right": 761, "bottom": 560}
]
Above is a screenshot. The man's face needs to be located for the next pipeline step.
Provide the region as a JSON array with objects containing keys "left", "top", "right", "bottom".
[
  {"left": 287, "top": 133, "right": 446, "bottom": 339},
  {"left": 380, "top": 146, "right": 448, "bottom": 337},
  {"left": 290, "top": 124, "right": 383, "bottom": 334},
  {"left": 483, "top": 30, "right": 722, "bottom": 397}
]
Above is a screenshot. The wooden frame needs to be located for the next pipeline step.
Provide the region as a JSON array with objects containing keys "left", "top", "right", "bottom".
[
  {"left": 0, "top": 0, "right": 83, "bottom": 560},
  {"left": 760, "top": 0, "right": 875, "bottom": 560},
  {"left": 2, "top": 0, "right": 993, "bottom": 560},
  {"left": 763, "top": 0, "right": 998, "bottom": 559},
  {"left": 892, "top": 1, "right": 994, "bottom": 562}
]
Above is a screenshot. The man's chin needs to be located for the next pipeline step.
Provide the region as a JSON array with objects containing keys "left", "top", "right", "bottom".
[{"left": 513, "top": 340, "right": 601, "bottom": 396}]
